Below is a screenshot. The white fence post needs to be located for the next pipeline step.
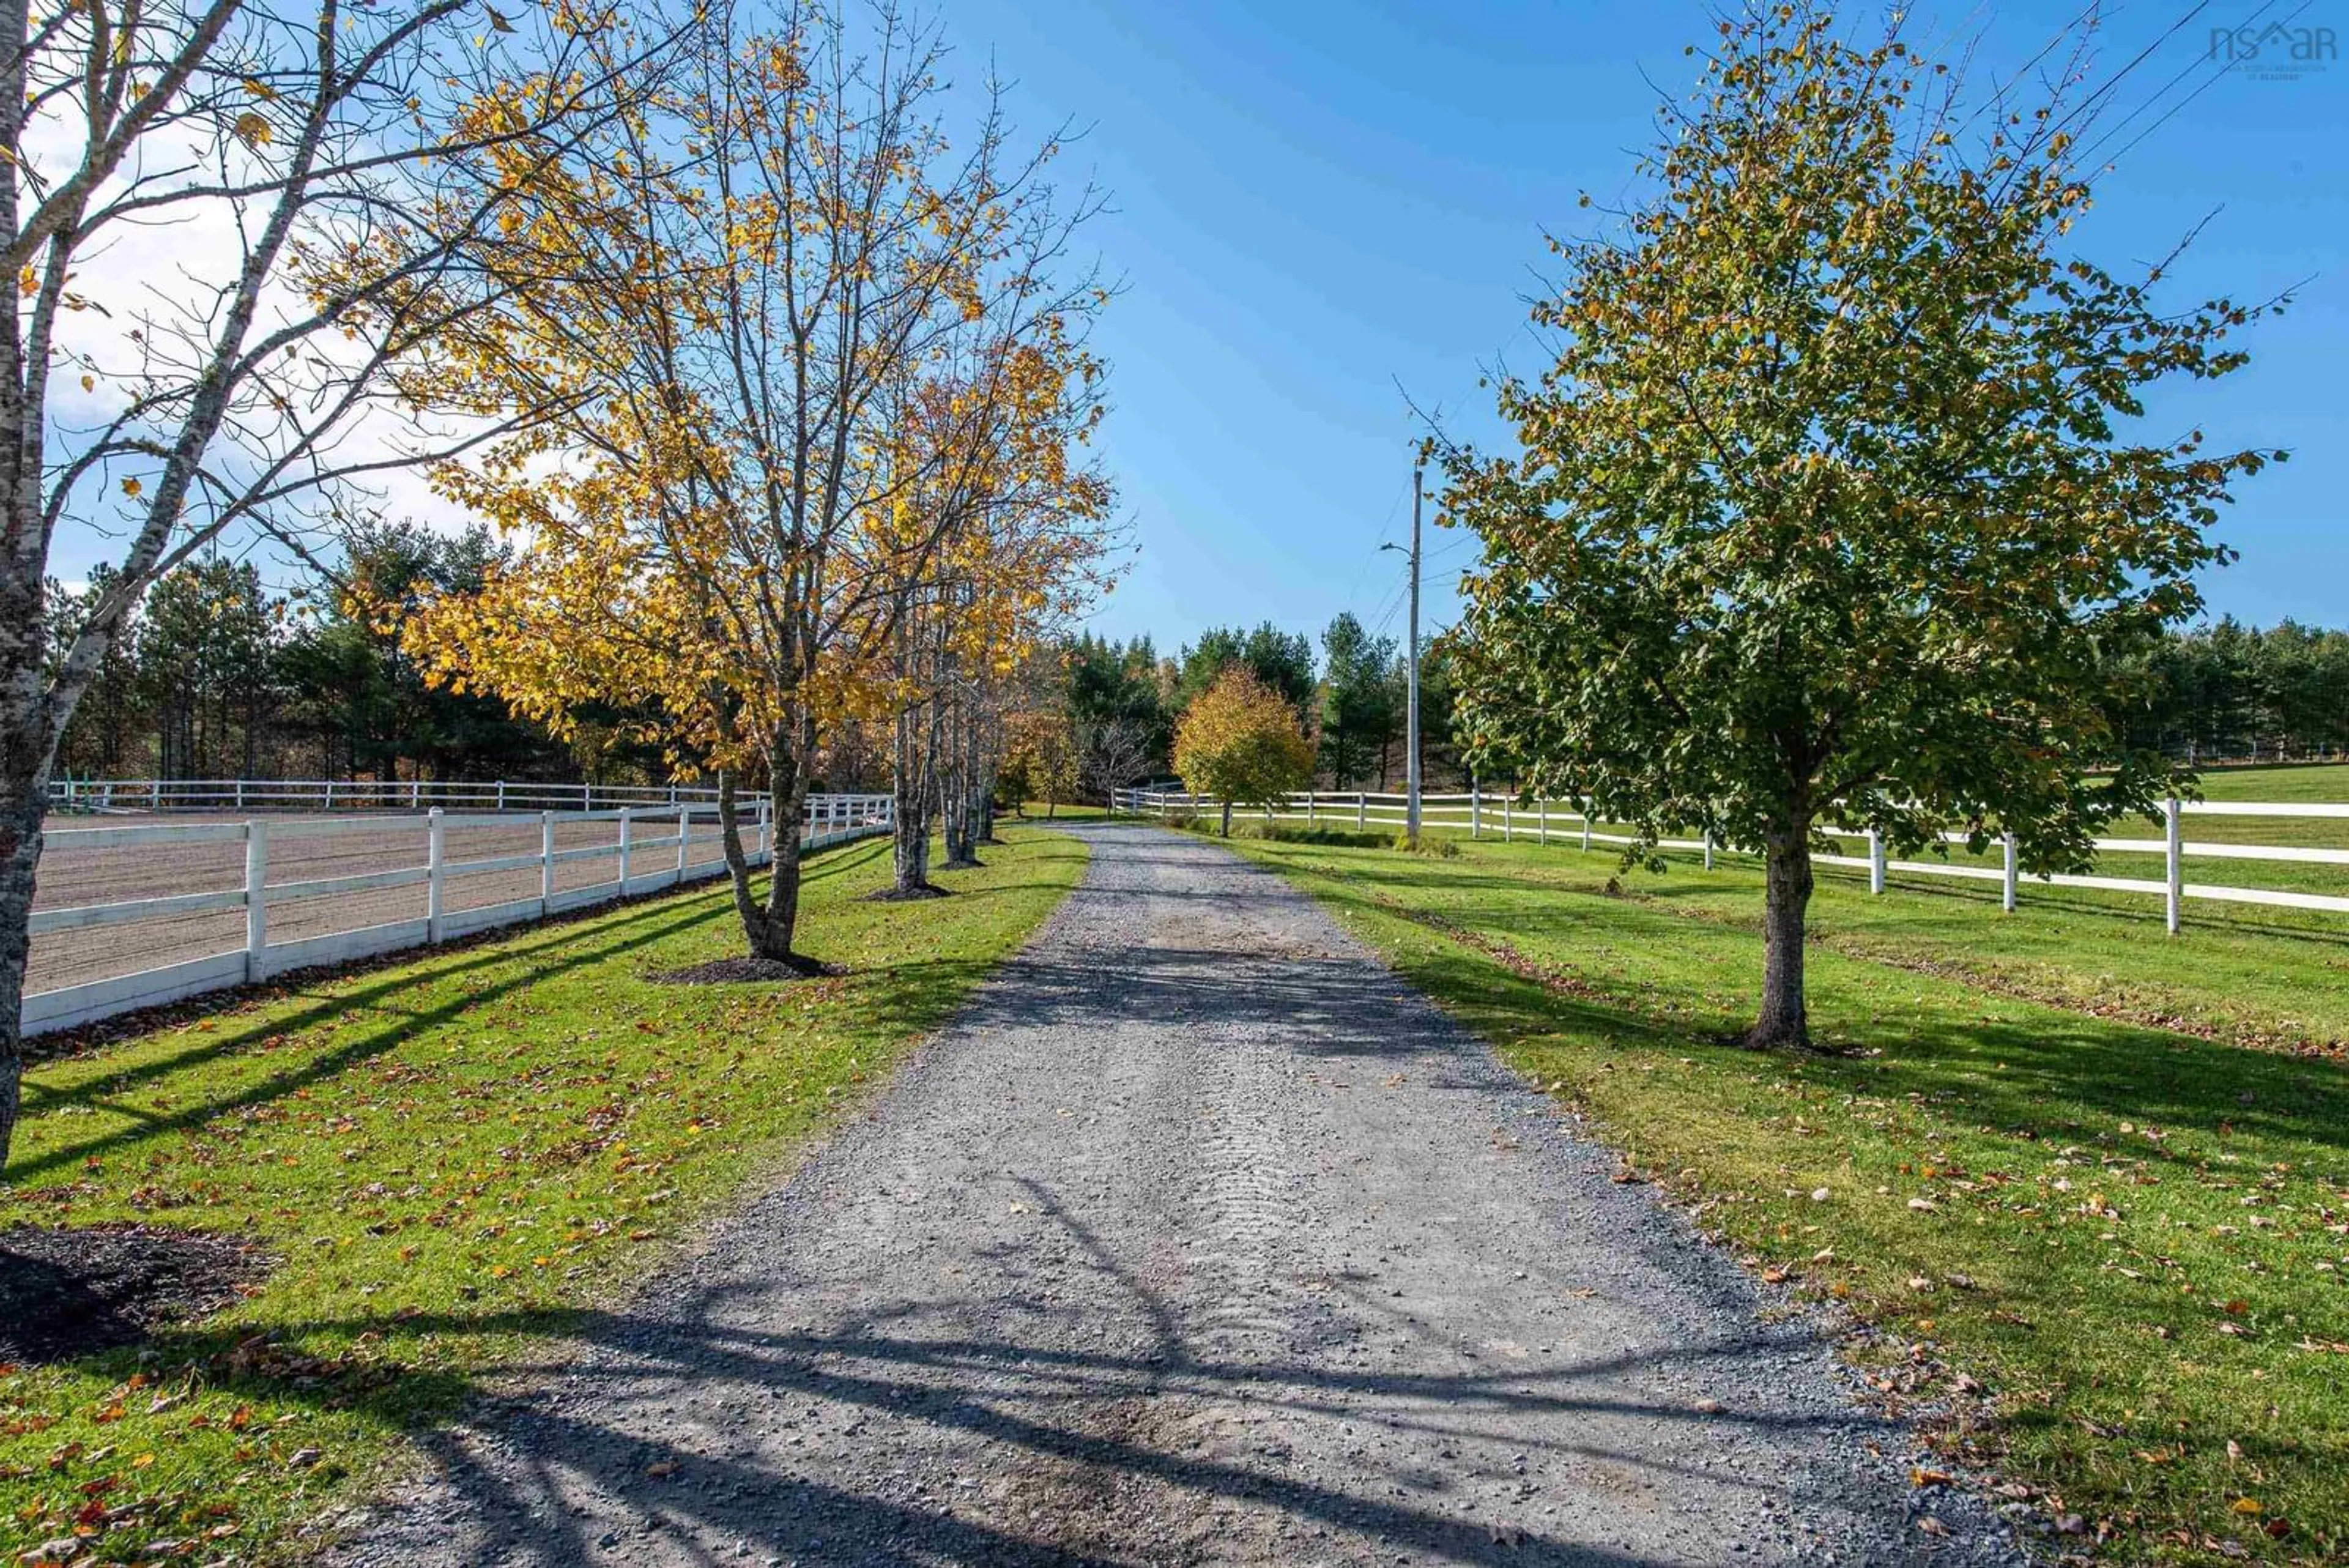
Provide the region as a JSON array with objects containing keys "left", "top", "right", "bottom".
[
  {"left": 324, "top": 779, "right": 335, "bottom": 811},
  {"left": 1581, "top": 801, "right": 1591, "bottom": 852},
  {"left": 1502, "top": 794, "right": 1513, "bottom": 843},
  {"left": 244, "top": 820, "right": 269, "bottom": 982},
  {"left": 1703, "top": 831, "right": 1714, "bottom": 872},
  {"left": 1868, "top": 828, "right": 1885, "bottom": 895},
  {"left": 1306, "top": 791, "right": 1316, "bottom": 826},
  {"left": 677, "top": 804, "right": 690, "bottom": 881},
  {"left": 235, "top": 778, "right": 245, "bottom": 811},
  {"left": 426, "top": 808, "right": 447, "bottom": 943},
  {"left": 541, "top": 810, "right": 556, "bottom": 909},
  {"left": 410, "top": 779, "right": 421, "bottom": 809},
  {"left": 1471, "top": 779, "right": 1480, "bottom": 839},
  {"left": 618, "top": 808, "right": 634, "bottom": 891},
  {"left": 497, "top": 779, "right": 508, "bottom": 812},
  {"left": 2165, "top": 796, "right": 2183, "bottom": 935},
  {"left": 1538, "top": 798, "right": 1548, "bottom": 845},
  {"left": 1357, "top": 792, "right": 1367, "bottom": 830},
  {"left": 2002, "top": 831, "right": 2018, "bottom": 913},
  {"left": 758, "top": 798, "right": 771, "bottom": 863}
]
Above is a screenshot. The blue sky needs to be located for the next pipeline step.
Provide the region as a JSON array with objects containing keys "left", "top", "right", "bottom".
[{"left": 933, "top": 0, "right": 2349, "bottom": 659}]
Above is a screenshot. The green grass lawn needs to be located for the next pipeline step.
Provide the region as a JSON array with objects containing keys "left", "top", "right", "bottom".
[
  {"left": 1201, "top": 825, "right": 2348, "bottom": 1567},
  {"left": 2195, "top": 762, "right": 2349, "bottom": 802},
  {"left": 0, "top": 827, "right": 1086, "bottom": 1564}
]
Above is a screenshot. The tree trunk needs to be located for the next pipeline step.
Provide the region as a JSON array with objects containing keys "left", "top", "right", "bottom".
[
  {"left": 975, "top": 744, "right": 1002, "bottom": 844},
  {"left": 941, "top": 706, "right": 983, "bottom": 869},
  {"left": 889, "top": 699, "right": 941, "bottom": 896},
  {"left": 0, "top": 778, "right": 40, "bottom": 1173},
  {"left": 748, "top": 715, "right": 819, "bottom": 969},
  {"left": 1745, "top": 824, "right": 1813, "bottom": 1049},
  {"left": 1220, "top": 800, "right": 1232, "bottom": 837},
  {"left": 714, "top": 766, "right": 771, "bottom": 941}
]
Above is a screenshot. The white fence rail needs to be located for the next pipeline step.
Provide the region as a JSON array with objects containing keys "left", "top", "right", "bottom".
[
  {"left": 47, "top": 776, "right": 735, "bottom": 814},
  {"left": 1111, "top": 787, "right": 2349, "bottom": 931},
  {"left": 24, "top": 793, "right": 894, "bottom": 1036}
]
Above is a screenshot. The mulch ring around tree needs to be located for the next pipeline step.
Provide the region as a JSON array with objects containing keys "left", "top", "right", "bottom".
[
  {"left": 648, "top": 955, "right": 847, "bottom": 985},
  {"left": 0, "top": 1223, "right": 272, "bottom": 1365},
  {"left": 861, "top": 883, "right": 949, "bottom": 902}
]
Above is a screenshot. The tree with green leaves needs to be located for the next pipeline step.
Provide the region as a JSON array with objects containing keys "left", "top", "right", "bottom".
[
  {"left": 1435, "top": 4, "right": 2284, "bottom": 1049},
  {"left": 1318, "top": 612, "right": 1396, "bottom": 789},
  {"left": 1066, "top": 632, "right": 1171, "bottom": 780},
  {"left": 1176, "top": 623, "right": 1316, "bottom": 719},
  {"left": 1173, "top": 669, "right": 1315, "bottom": 836},
  {"left": 136, "top": 559, "right": 280, "bottom": 781}
]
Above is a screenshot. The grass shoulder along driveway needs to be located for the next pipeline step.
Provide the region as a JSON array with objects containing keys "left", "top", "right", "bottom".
[
  {"left": 0, "top": 826, "right": 1086, "bottom": 1566},
  {"left": 1201, "top": 825, "right": 2348, "bottom": 1568}
]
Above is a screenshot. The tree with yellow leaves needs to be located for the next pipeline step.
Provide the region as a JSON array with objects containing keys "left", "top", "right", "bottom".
[
  {"left": 408, "top": 0, "right": 1111, "bottom": 968},
  {"left": 1173, "top": 670, "right": 1315, "bottom": 838},
  {"left": 874, "top": 340, "right": 1115, "bottom": 896}
]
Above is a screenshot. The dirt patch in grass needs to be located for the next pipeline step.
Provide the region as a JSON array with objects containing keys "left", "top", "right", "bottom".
[
  {"left": 0, "top": 1223, "right": 270, "bottom": 1364},
  {"left": 863, "top": 883, "right": 950, "bottom": 902},
  {"left": 647, "top": 954, "right": 844, "bottom": 984}
]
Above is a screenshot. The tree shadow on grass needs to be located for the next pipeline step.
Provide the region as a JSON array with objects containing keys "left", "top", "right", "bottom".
[
  {"left": 1301, "top": 873, "right": 2348, "bottom": 1168},
  {"left": 10, "top": 834, "right": 950, "bottom": 1185}
]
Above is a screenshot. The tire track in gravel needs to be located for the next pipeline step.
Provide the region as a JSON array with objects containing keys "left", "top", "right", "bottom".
[{"left": 324, "top": 824, "right": 2022, "bottom": 1567}]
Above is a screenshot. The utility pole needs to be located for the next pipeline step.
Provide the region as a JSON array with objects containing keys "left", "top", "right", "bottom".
[{"left": 1386, "top": 462, "right": 1425, "bottom": 846}]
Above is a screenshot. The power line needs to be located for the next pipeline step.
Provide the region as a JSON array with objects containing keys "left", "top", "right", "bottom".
[
  {"left": 2035, "top": 0, "right": 2218, "bottom": 150},
  {"left": 1364, "top": 571, "right": 1410, "bottom": 644},
  {"left": 2080, "top": 0, "right": 2301, "bottom": 170},
  {"left": 1339, "top": 470, "right": 1416, "bottom": 623}
]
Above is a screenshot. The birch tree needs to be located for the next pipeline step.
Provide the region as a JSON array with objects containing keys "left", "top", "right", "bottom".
[{"left": 0, "top": 0, "right": 659, "bottom": 1169}]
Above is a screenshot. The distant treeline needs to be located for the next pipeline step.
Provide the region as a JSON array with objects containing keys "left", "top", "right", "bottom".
[
  {"left": 1056, "top": 614, "right": 2349, "bottom": 796},
  {"left": 2112, "top": 619, "right": 2349, "bottom": 764},
  {"left": 54, "top": 548, "right": 2345, "bottom": 795},
  {"left": 1058, "top": 615, "right": 1469, "bottom": 794},
  {"left": 43, "top": 521, "right": 644, "bottom": 789}
]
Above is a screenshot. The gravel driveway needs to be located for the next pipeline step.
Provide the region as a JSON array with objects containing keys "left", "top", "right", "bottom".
[{"left": 328, "top": 823, "right": 2017, "bottom": 1567}]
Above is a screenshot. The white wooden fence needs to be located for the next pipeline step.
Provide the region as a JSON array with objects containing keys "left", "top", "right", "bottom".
[
  {"left": 47, "top": 776, "right": 733, "bottom": 814},
  {"left": 1111, "top": 786, "right": 2349, "bottom": 931},
  {"left": 24, "top": 792, "right": 894, "bottom": 1036}
]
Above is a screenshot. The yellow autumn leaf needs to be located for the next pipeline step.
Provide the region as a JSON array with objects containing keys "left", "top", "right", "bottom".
[{"left": 121, "top": 477, "right": 143, "bottom": 498}]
